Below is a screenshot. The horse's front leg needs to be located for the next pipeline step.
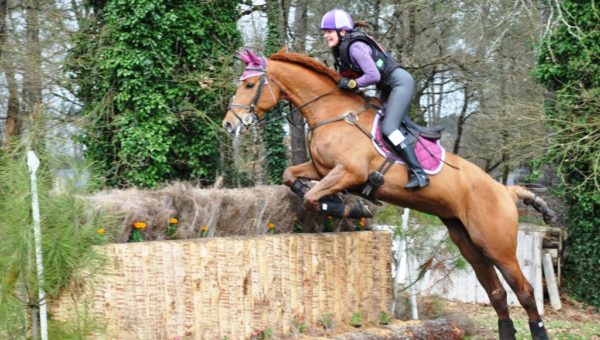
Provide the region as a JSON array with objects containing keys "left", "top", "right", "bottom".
[
  {"left": 282, "top": 161, "right": 321, "bottom": 186},
  {"left": 303, "top": 164, "right": 371, "bottom": 218},
  {"left": 283, "top": 161, "right": 322, "bottom": 198}
]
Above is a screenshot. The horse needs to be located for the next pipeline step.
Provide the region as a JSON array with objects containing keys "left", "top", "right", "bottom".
[{"left": 222, "top": 48, "right": 554, "bottom": 340}]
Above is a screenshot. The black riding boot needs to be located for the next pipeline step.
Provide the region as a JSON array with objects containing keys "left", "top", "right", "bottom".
[{"left": 395, "top": 144, "right": 429, "bottom": 190}]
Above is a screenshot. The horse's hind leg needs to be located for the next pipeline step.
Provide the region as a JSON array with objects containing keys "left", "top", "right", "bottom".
[
  {"left": 447, "top": 215, "right": 549, "bottom": 340},
  {"left": 493, "top": 251, "right": 549, "bottom": 340},
  {"left": 441, "top": 218, "right": 517, "bottom": 340}
]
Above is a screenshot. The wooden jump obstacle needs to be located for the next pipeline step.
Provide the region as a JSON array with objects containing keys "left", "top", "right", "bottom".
[{"left": 51, "top": 231, "right": 393, "bottom": 339}]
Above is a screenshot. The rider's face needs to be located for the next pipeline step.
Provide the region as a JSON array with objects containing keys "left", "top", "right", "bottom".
[{"left": 323, "top": 30, "right": 346, "bottom": 48}]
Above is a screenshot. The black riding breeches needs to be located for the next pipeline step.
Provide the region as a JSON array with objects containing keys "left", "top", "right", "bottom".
[{"left": 379, "top": 68, "right": 416, "bottom": 139}]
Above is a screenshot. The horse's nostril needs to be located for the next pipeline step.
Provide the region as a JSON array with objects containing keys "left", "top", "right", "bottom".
[{"left": 224, "top": 121, "right": 233, "bottom": 134}]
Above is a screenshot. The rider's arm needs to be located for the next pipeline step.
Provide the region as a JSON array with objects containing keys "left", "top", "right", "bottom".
[{"left": 349, "top": 41, "right": 380, "bottom": 87}]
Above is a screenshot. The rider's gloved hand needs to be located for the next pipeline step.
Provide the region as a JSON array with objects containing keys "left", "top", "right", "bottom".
[{"left": 338, "top": 77, "right": 358, "bottom": 91}]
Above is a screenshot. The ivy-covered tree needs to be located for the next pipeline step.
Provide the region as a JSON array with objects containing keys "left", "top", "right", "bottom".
[
  {"left": 533, "top": 1, "right": 599, "bottom": 307},
  {"left": 68, "top": 0, "right": 242, "bottom": 188},
  {"left": 262, "top": 0, "right": 288, "bottom": 184}
]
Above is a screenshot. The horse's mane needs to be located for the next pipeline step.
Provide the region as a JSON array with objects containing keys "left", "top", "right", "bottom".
[{"left": 269, "top": 50, "right": 341, "bottom": 83}]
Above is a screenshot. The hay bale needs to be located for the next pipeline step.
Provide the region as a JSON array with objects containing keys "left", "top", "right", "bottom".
[{"left": 86, "top": 183, "right": 376, "bottom": 243}]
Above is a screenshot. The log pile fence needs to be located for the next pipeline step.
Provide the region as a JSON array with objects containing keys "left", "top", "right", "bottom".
[{"left": 51, "top": 231, "right": 393, "bottom": 339}]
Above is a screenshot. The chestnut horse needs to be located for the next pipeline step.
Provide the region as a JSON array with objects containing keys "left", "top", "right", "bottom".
[{"left": 223, "top": 49, "right": 553, "bottom": 340}]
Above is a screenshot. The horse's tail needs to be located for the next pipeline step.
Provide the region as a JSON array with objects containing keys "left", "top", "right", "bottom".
[{"left": 508, "top": 185, "right": 556, "bottom": 224}]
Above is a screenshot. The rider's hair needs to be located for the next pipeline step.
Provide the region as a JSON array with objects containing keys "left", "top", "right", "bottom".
[{"left": 353, "top": 20, "right": 370, "bottom": 30}]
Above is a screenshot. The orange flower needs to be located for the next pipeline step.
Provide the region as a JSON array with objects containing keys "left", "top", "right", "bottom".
[
  {"left": 267, "top": 222, "right": 275, "bottom": 229},
  {"left": 96, "top": 228, "right": 106, "bottom": 235},
  {"left": 132, "top": 221, "right": 147, "bottom": 229},
  {"left": 359, "top": 217, "right": 366, "bottom": 228},
  {"left": 200, "top": 225, "right": 209, "bottom": 232},
  {"left": 169, "top": 218, "right": 178, "bottom": 224}
]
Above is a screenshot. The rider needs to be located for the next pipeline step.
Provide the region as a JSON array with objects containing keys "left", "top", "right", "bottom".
[{"left": 321, "top": 9, "right": 429, "bottom": 190}]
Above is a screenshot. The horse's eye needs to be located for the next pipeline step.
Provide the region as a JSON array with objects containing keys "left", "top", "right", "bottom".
[{"left": 245, "top": 82, "right": 255, "bottom": 89}]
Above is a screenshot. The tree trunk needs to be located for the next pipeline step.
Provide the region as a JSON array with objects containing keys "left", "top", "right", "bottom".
[
  {"left": 0, "top": 0, "right": 21, "bottom": 143},
  {"left": 289, "top": 0, "right": 308, "bottom": 165},
  {"left": 23, "top": 0, "right": 42, "bottom": 121},
  {"left": 372, "top": 0, "right": 381, "bottom": 40},
  {"left": 453, "top": 84, "right": 472, "bottom": 155},
  {"left": 263, "top": 0, "right": 287, "bottom": 184},
  {"left": 3, "top": 64, "right": 20, "bottom": 142}
]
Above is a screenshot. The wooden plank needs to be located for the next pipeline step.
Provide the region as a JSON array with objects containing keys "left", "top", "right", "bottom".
[
  {"left": 543, "top": 252, "right": 562, "bottom": 310},
  {"left": 533, "top": 232, "right": 544, "bottom": 315}
]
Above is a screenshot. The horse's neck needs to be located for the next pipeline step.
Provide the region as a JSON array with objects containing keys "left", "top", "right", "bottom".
[{"left": 270, "top": 61, "right": 360, "bottom": 126}]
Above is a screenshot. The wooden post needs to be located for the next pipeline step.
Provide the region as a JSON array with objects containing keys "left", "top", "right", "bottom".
[
  {"left": 543, "top": 252, "right": 562, "bottom": 310},
  {"left": 27, "top": 151, "right": 48, "bottom": 340},
  {"left": 531, "top": 231, "right": 544, "bottom": 316}
]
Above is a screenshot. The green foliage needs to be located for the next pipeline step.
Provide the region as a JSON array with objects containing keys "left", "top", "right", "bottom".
[
  {"left": 349, "top": 311, "right": 363, "bottom": 328},
  {"left": 291, "top": 315, "right": 307, "bottom": 333},
  {"left": 67, "top": 0, "right": 242, "bottom": 188},
  {"left": 561, "top": 194, "right": 600, "bottom": 307},
  {"left": 532, "top": 0, "right": 600, "bottom": 307},
  {"left": 262, "top": 109, "right": 288, "bottom": 184},
  {"left": 0, "top": 136, "right": 114, "bottom": 338},
  {"left": 251, "top": 327, "right": 272, "bottom": 339},
  {"left": 318, "top": 313, "right": 335, "bottom": 330},
  {"left": 378, "top": 311, "right": 392, "bottom": 325},
  {"left": 261, "top": 1, "right": 288, "bottom": 184}
]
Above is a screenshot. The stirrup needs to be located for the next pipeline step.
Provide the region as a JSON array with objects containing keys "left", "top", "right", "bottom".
[{"left": 405, "top": 171, "right": 429, "bottom": 190}]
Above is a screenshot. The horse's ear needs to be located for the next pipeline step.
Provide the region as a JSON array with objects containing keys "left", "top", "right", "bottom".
[
  {"left": 238, "top": 50, "right": 252, "bottom": 65},
  {"left": 245, "top": 48, "right": 263, "bottom": 66}
]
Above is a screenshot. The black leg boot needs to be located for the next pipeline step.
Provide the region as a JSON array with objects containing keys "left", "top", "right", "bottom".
[
  {"left": 396, "top": 144, "right": 429, "bottom": 190},
  {"left": 529, "top": 320, "right": 549, "bottom": 340},
  {"left": 498, "top": 319, "right": 517, "bottom": 340}
]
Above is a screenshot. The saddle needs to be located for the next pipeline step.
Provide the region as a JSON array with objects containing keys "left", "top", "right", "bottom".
[
  {"left": 360, "top": 102, "right": 446, "bottom": 202},
  {"left": 402, "top": 115, "right": 443, "bottom": 141}
]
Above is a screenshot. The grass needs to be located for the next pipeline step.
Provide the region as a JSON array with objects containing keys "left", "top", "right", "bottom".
[
  {"left": 464, "top": 315, "right": 600, "bottom": 339},
  {"left": 435, "top": 298, "right": 600, "bottom": 339}
]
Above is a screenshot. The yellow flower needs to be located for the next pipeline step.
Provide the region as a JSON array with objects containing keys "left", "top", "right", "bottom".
[
  {"left": 200, "top": 225, "right": 209, "bottom": 232},
  {"left": 267, "top": 222, "right": 275, "bottom": 229},
  {"left": 327, "top": 215, "right": 333, "bottom": 221},
  {"left": 96, "top": 228, "right": 105, "bottom": 235},
  {"left": 169, "top": 218, "right": 178, "bottom": 224},
  {"left": 132, "top": 221, "right": 147, "bottom": 229}
]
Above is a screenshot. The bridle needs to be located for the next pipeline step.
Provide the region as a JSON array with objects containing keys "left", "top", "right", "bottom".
[
  {"left": 227, "top": 59, "right": 337, "bottom": 130},
  {"left": 227, "top": 60, "right": 277, "bottom": 128}
]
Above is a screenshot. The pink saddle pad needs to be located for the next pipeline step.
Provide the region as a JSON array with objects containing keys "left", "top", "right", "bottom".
[{"left": 371, "top": 115, "right": 445, "bottom": 175}]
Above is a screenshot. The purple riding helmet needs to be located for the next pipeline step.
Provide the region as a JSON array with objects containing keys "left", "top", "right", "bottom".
[{"left": 320, "top": 9, "right": 354, "bottom": 31}]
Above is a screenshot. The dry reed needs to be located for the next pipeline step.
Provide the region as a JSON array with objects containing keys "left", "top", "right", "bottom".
[{"left": 85, "top": 183, "right": 376, "bottom": 242}]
